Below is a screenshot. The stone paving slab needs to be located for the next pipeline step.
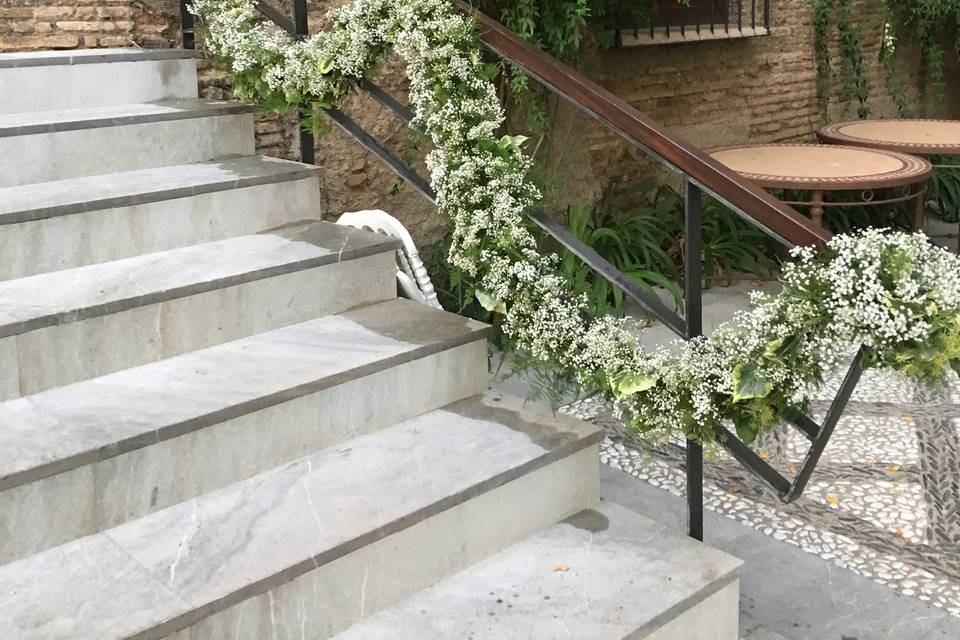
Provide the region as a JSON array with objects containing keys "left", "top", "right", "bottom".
[
  {"left": 0, "top": 155, "right": 320, "bottom": 224},
  {"left": 579, "top": 377, "right": 960, "bottom": 620},
  {"left": 333, "top": 501, "right": 743, "bottom": 640},
  {"left": 0, "top": 48, "right": 201, "bottom": 68},
  {"left": 0, "top": 221, "right": 398, "bottom": 337},
  {"left": 0, "top": 99, "right": 255, "bottom": 138},
  {"left": 0, "top": 297, "right": 488, "bottom": 492},
  {"left": 0, "top": 393, "right": 602, "bottom": 640}
]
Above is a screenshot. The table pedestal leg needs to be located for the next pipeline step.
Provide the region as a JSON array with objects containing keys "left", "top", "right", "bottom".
[
  {"left": 913, "top": 184, "right": 926, "bottom": 231},
  {"left": 810, "top": 190, "right": 825, "bottom": 227}
]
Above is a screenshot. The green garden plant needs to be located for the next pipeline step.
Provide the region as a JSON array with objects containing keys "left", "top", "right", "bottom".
[
  {"left": 811, "top": 0, "right": 960, "bottom": 118},
  {"left": 928, "top": 156, "right": 960, "bottom": 223},
  {"left": 885, "top": 0, "right": 960, "bottom": 111},
  {"left": 558, "top": 180, "right": 778, "bottom": 318}
]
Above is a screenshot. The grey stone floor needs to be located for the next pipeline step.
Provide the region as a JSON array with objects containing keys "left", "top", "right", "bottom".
[
  {"left": 601, "top": 465, "right": 960, "bottom": 639},
  {"left": 498, "top": 359, "right": 960, "bottom": 636}
]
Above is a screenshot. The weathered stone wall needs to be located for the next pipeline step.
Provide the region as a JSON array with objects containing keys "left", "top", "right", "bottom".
[
  {"left": 0, "top": 0, "right": 179, "bottom": 50},
  {"left": 0, "top": 0, "right": 947, "bottom": 242},
  {"left": 538, "top": 0, "right": 930, "bottom": 209}
]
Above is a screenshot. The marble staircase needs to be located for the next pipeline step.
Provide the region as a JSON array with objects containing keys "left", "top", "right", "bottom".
[{"left": 0, "top": 48, "right": 742, "bottom": 639}]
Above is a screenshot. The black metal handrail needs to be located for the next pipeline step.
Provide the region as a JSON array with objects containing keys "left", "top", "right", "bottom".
[{"left": 178, "top": 0, "right": 864, "bottom": 542}]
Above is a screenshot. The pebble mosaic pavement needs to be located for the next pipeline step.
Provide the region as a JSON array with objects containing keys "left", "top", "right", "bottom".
[{"left": 563, "top": 368, "right": 960, "bottom": 616}]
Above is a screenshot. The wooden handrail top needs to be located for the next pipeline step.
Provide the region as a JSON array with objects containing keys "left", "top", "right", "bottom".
[{"left": 455, "top": 1, "right": 832, "bottom": 248}]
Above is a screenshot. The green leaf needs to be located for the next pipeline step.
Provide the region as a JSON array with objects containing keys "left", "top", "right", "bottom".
[
  {"left": 732, "top": 363, "right": 773, "bottom": 402},
  {"left": 481, "top": 62, "right": 501, "bottom": 80},
  {"left": 732, "top": 412, "right": 759, "bottom": 445},
  {"left": 763, "top": 337, "right": 784, "bottom": 359},
  {"left": 951, "top": 358, "right": 960, "bottom": 378},
  {"left": 475, "top": 290, "right": 507, "bottom": 314},
  {"left": 315, "top": 56, "right": 334, "bottom": 74},
  {"left": 499, "top": 134, "right": 529, "bottom": 150},
  {"left": 615, "top": 372, "right": 658, "bottom": 397}
]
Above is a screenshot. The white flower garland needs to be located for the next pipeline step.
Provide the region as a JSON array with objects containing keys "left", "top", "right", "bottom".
[{"left": 189, "top": 0, "right": 960, "bottom": 444}]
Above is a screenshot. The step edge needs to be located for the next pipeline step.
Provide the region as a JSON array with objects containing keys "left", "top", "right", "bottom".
[
  {"left": 0, "top": 100, "right": 256, "bottom": 139},
  {"left": 0, "top": 161, "right": 322, "bottom": 225},
  {"left": 333, "top": 500, "right": 743, "bottom": 640},
  {"left": 628, "top": 556, "right": 744, "bottom": 640},
  {"left": 0, "top": 325, "right": 492, "bottom": 492},
  {"left": 0, "top": 233, "right": 402, "bottom": 339},
  {"left": 0, "top": 48, "right": 202, "bottom": 69},
  {"left": 121, "top": 415, "right": 603, "bottom": 639}
]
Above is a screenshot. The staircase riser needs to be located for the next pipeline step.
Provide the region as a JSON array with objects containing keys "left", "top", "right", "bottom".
[
  {"left": 0, "top": 176, "right": 322, "bottom": 280},
  {"left": 643, "top": 580, "right": 740, "bottom": 640},
  {"left": 0, "top": 114, "right": 255, "bottom": 187},
  {"left": 0, "top": 60, "right": 199, "bottom": 114},
  {"left": 0, "top": 340, "right": 488, "bottom": 564},
  {"left": 0, "top": 251, "right": 398, "bottom": 398},
  {"left": 167, "top": 446, "right": 599, "bottom": 640}
]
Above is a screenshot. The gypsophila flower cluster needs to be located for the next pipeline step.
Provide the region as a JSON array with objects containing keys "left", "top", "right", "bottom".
[{"left": 190, "top": 0, "right": 960, "bottom": 445}]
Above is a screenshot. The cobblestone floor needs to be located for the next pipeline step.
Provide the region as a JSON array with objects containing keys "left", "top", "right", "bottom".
[{"left": 563, "top": 368, "right": 960, "bottom": 617}]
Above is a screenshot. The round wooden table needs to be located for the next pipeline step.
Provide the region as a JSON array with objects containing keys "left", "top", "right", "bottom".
[
  {"left": 818, "top": 119, "right": 960, "bottom": 246},
  {"left": 817, "top": 119, "right": 960, "bottom": 156},
  {"left": 709, "top": 143, "right": 933, "bottom": 229}
]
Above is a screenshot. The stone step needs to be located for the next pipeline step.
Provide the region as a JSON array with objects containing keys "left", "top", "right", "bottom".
[
  {"left": 0, "top": 156, "right": 322, "bottom": 279},
  {"left": 0, "top": 99, "right": 255, "bottom": 187},
  {"left": 0, "top": 48, "right": 200, "bottom": 114},
  {"left": 0, "top": 298, "right": 490, "bottom": 564},
  {"left": 0, "top": 221, "right": 399, "bottom": 398},
  {"left": 335, "top": 501, "right": 744, "bottom": 640},
  {"left": 0, "top": 392, "right": 602, "bottom": 640}
]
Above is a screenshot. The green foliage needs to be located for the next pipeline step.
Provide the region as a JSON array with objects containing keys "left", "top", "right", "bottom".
[
  {"left": 806, "top": 0, "right": 871, "bottom": 119},
  {"left": 426, "top": 176, "right": 778, "bottom": 350},
  {"left": 836, "top": 0, "right": 870, "bottom": 119},
  {"left": 812, "top": 0, "right": 960, "bottom": 117},
  {"left": 879, "top": 22, "right": 914, "bottom": 118},
  {"left": 559, "top": 189, "right": 683, "bottom": 317},
  {"left": 885, "top": 0, "right": 960, "bottom": 112},
  {"left": 477, "top": 0, "right": 668, "bottom": 64},
  {"left": 197, "top": 0, "right": 960, "bottom": 447},
  {"left": 556, "top": 180, "right": 778, "bottom": 318},
  {"left": 928, "top": 157, "right": 960, "bottom": 223},
  {"left": 614, "top": 371, "right": 658, "bottom": 396},
  {"left": 810, "top": 0, "right": 833, "bottom": 117},
  {"left": 474, "top": 0, "right": 685, "bottom": 131}
]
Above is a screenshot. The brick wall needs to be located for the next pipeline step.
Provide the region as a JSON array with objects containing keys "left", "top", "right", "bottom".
[
  {"left": 538, "top": 0, "right": 932, "bottom": 208},
  {"left": 0, "top": 0, "right": 947, "bottom": 241},
  {"left": 0, "top": 1, "right": 179, "bottom": 50}
]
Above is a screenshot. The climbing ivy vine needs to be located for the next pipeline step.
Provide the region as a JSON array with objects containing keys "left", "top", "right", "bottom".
[
  {"left": 885, "top": 0, "right": 960, "bottom": 110},
  {"left": 474, "top": 1, "right": 682, "bottom": 131},
  {"left": 810, "top": 0, "right": 959, "bottom": 118},
  {"left": 807, "top": 0, "right": 871, "bottom": 119}
]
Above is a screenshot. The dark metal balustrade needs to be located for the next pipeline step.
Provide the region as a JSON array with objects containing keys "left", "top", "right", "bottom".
[
  {"left": 615, "top": 0, "right": 771, "bottom": 44},
  {"left": 179, "top": 0, "right": 863, "bottom": 542}
]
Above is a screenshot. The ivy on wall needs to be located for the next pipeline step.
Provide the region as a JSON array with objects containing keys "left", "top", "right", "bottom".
[
  {"left": 810, "top": 0, "right": 960, "bottom": 119},
  {"left": 885, "top": 0, "right": 960, "bottom": 111},
  {"left": 474, "top": 0, "right": 683, "bottom": 131},
  {"left": 808, "top": 0, "right": 871, "bottom": 119}
]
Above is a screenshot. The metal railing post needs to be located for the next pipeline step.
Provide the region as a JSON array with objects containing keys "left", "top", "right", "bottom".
[
  {"left": 179, "top": 0, "right": 195, "bottom": 49},
  {"left": 684, "top": 178, "right": 705, "bottom": 541},
  {"left": 292, "top": 0, "right": 316, "bottom": 164}
]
